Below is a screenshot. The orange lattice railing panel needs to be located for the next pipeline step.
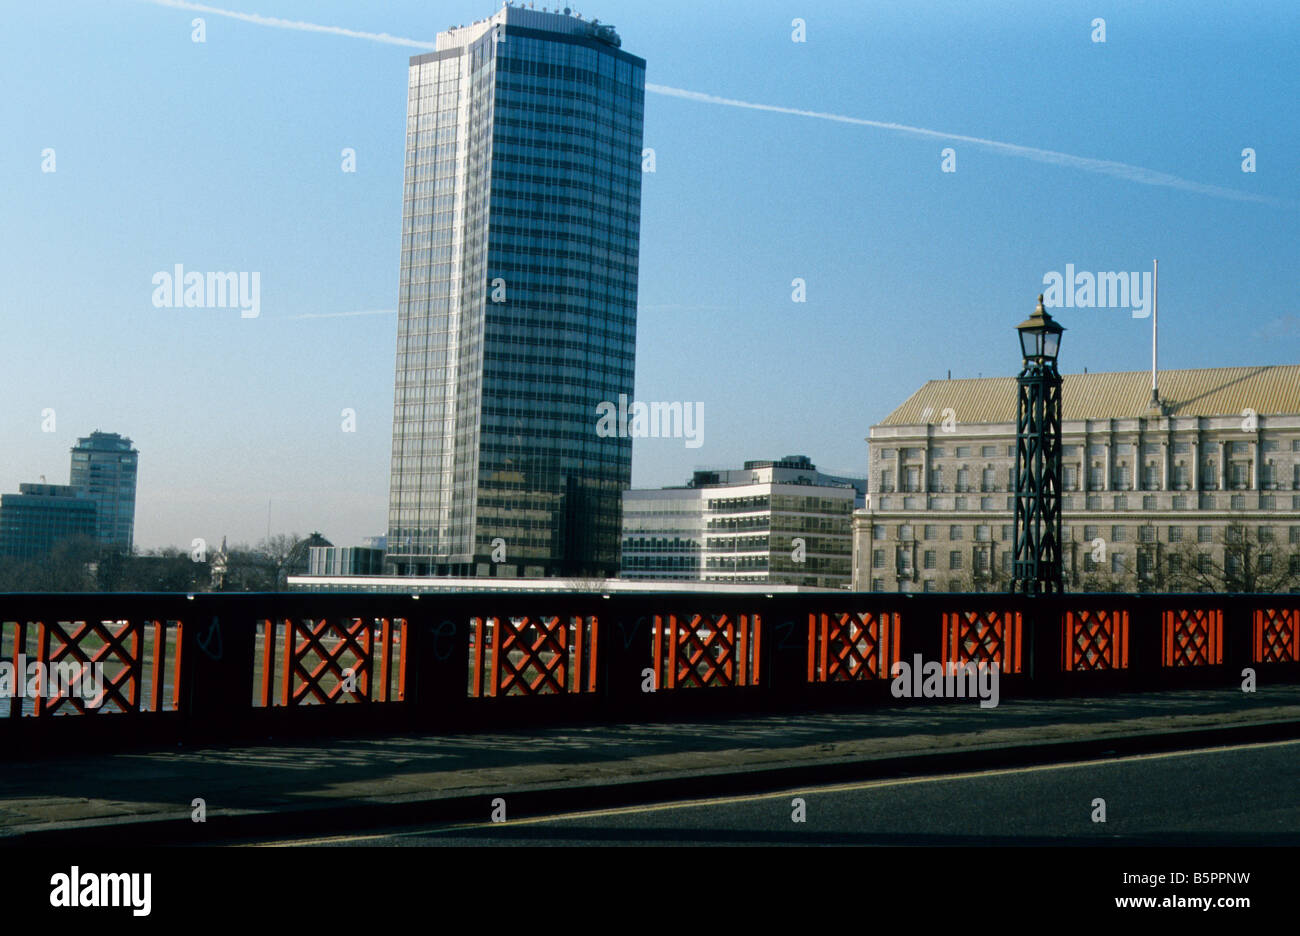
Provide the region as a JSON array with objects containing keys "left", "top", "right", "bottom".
[
  {"left": 1062, "top": 610, "right": 1130, "bottom": 672},
  {"left": 807, "top": 612, "right": 900, "bottom": 682},
  {"left": 653, "top": 613, "right": 761, "bottom": 690},
  {"left": 0, "top": 618, "right": 182, "bottom": 717},
  {"left": 39, "top": 619, "right": 138, "bottom": 714},
  {"left": 286, "top": 617, "right": 371, "bottom": 705},
  {"left": 1161, "top": 608, "right": 1224, "bottom": 667},
  {"left": 941, "top": 610, "right": 1023, "bottom": 674},
  {"left": 257, "top": 617, "right": 406, "bottom": 706},
  {"left": 1253, "top": 608, "right": 1300, "bottom": 664},
  {"left": 469, "top": 615, "right": 599, "bottom": 698}
]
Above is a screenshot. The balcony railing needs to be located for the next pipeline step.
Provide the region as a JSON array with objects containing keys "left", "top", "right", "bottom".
[{"left": 1, "top": 591, "right": 1297, "bottom": 756}]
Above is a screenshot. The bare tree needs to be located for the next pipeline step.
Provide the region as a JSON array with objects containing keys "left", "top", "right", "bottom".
[
  {"left": 258, "top": 533, "right": 303, "bottom": 590},
  {"left": 1076, "top": 547, "right": 1133, "bottom": 593},
  {"left": 960, "top": 559, "right": 1012, "bottom": 594},
  {"left": 559, "top": 572, "right": 613, "bottom": 592},
  {"left": 219, "top": 541, "right": 276, "bottom": 591},
  {"left": 1162, "top": 520, "right": 1300, "bottom": 593}
]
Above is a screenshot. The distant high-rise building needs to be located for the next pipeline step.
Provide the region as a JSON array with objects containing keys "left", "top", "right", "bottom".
[
  {"left": 0, "top": 483, "right": 97, "bottom": 561},
  {"left": 386, "top": 8, "right": 645, "bottom": 578},
  {"left": 69, "top": 431, "right": 138, "bottom": 552}
]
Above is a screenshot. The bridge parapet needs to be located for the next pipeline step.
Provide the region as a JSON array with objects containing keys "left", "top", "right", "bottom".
[{"left": 1, "top": 592, "right": 1297, "bottom": 755}]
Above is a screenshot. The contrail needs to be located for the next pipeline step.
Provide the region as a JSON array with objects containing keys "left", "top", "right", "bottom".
[
  {"left": 640, "top": 304, "right": 739, "bottom": 312},
  {"left": 139, "top": 0, "right": 436, "bottom": 49},
  {"left": 647, "top": 84, "right": 1279, "bottom": 207},
  {"left": 290, "top": 309, "right": 394, "bottom": 320},
  {"left": 137, "top": 1, "right": 1280, "bottom": 207}
]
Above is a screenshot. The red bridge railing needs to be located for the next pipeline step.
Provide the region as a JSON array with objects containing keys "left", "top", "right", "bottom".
[
  {"left": 468, "top": 614, "right": 599, "bottom": 697},
  {"left": 1, "top": 591, "right": 1298, "bottom": 754},
  {"left": 254, "top": 617, "right": 407, "bottom": 706}
]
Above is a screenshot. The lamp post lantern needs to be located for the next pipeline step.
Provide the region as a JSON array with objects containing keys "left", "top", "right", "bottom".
[{"left": 1011, "top": 295, "right": 1065, "bottom": 595}]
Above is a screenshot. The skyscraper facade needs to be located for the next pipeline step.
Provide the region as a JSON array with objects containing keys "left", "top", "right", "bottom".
[
  {"left": 387, "top": 8, "right": 645, "bottom": 578},
  {"left": 69, "top": 431, "right": 138, "bottom": 552}
]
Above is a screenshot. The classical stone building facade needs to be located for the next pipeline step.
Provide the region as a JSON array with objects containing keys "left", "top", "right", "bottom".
[{"left": 853, "top": 366, "right": 1300, "bottom": 593}]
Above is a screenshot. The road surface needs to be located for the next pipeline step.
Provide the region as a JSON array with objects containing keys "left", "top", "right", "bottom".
[{"left": 257, "top": 739, "right": 1300, "bottom": 847}]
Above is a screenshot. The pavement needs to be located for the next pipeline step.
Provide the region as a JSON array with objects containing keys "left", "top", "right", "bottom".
[{"left": 3, "top": 685, "right": 1299, "bottom": 845}]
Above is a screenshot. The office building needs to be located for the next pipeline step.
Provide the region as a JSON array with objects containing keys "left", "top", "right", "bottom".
[
  {"left": 307, "top": 546, "right": 386, "bottom": 577},
  {"left": 69, "top": 431, "right": 138, "bottom": 552},
  {"left": 854, "top": 365, "right": 1300, "bottom": 593},
  {"left": 622, "top": 455, "right": 865, "bottom": 588},
  {"left": 386, "top": 8, "right": 645, "bottom": 579},
  {"left": 0, "top": 483, "right": 97, "bottom": 561}
]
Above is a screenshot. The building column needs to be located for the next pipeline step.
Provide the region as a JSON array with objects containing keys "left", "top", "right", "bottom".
[
  {"left": 922, "top": 443, "right": 930, "bottom": 494},
  {"left": 1191, "top": 433, "right": 1199, "bottom": 491},
  {"left": 1104, "top": 443, "right": 1112, "bottom": 491},
  {"left": 1218, "top": 440, "right": 1227, "bottom": 490},
  {"left": 1081, "top": 430, "right": 1090, "bottom": 492},
  {"left": 1162, "top": 440, "right": 1170, "bottom": 491},
  {"left": 1252, "top": 440, "right": 1260, "bottom": 489}
]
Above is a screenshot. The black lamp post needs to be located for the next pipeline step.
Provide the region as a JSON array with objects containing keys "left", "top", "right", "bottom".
[{"left": 1011, "top": 295, "right": 1065, "bottom": 595}]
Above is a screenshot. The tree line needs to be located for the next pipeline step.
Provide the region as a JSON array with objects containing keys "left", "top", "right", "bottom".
[
  {"left": 949, "top": 521, "right": 1300, "bottom": 594},
  {"left": 0, "top": 533, "right": 315, "bottom": 592}
]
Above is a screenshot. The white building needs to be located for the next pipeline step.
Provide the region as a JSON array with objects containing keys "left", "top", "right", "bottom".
[{"left": 622, "top": 456, "right": 866, "bottom": 588}]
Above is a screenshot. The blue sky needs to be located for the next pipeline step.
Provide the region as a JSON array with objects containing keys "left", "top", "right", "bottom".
[{"left": 3, "top": 0, "right": 1296, "bottom": 550}]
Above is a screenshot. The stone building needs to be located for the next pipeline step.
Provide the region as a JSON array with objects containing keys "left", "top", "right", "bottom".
[{"left": 853, "top": 365, "right": 1300, "bottom": 593}]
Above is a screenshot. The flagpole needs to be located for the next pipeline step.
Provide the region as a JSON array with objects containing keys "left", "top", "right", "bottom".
[{"left": 1150, "top": 258, "right": 1159, "bottom": 409}]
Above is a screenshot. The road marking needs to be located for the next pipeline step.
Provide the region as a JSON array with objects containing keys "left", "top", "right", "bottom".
[{"left": 256, "top": 736, "right": 1300, "bottom": 845}]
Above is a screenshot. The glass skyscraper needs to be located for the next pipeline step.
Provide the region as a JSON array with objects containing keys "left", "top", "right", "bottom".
[
  {"left": 387, "top": 8, "right": 645, "bottom": 578},
  {"left": 69, "top": 431, "right": 138, "bottom": 552}
]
